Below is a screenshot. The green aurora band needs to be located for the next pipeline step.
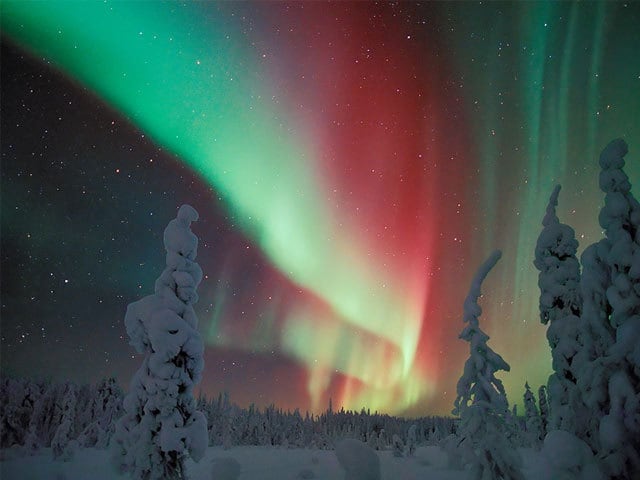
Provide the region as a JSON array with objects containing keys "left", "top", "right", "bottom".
[{"left": 1, "top": 1, "right": 431, "bottom": 413}]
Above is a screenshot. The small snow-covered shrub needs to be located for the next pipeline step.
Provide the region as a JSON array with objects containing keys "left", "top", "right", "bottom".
[
  {"left": 406, "top": 424, "right": 417, "bottom": 456},
  {"left": 441, "top": 434, "right": 463, "bottom": 470},
  {"left": 366, "top": 433, "right": 378, "bottom": 451},
  {"left": 211, "top": 457, "right": 241, "bottom": 480},
  {"left": 392, "top": 434, "right": 404, "bottom": 457},
  {"left": 335, "top": 438, "right": 380, "bottom": 480},
  {"left": 441, "top": 432, "right": 478, "bottom": 470}
]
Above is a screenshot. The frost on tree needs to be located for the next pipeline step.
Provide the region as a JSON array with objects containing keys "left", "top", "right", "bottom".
[
  {"left": 452, "top": 250, "right": 524, "bottom": 480},
  {"left": 533, "top": 185, "right": 586, "bottom": 434},
  {"left": 111, "top": 205, "right": 207, "bottom": 480},
  {"left": 578, "top": 139, "right": 640, "bottom": 478}
]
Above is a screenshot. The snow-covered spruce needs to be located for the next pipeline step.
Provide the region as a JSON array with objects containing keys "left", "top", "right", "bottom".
[
  {"left": 574, "top": 239, "right": 612, "bottom": 453},
  {"left": 51, "top": 383, "right": 77, "bottom": 461},
  {"left": 578, "top": 139, "right": 640, "bottom": 478},
  {"left": 24, "top": 381, "right": 65, "bottom": 453},
  {"left": 0, "top": 377, "right": 38, "bottom": 449},
  {"left": 391, "top": 434, "right": 404, "bottom": 458},
  {"left": 406, "top": 424, "right": 417, "bottom": 456},
  {"left": 537, "top": 385, "right": 548, "bottom": 440},
  {"left": 452, "top": 250, "right": 524, "bottom": 480},
  {"left": 533, "top": 185, "right": 586, "bottom": 434},
  {"left": 78, "top": 377, "right": 123, "bottom": 449},
  {"left": 111, "top": 205, "right": 207, "bottom": 480},
  {"left": 504, "top": 404, "right": 523, "bottom": 448},
  {"left": 522, "top": 382, "right": 542, "bottom": 448}
]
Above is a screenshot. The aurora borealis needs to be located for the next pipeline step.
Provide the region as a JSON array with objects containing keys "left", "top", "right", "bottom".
[{"left": 1, "top": 2, "right": 639, "bottom": 417}]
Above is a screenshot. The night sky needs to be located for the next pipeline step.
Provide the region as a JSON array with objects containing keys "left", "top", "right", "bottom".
[{"left": 1, "top": 1, "right": 639, "bottom": 417}]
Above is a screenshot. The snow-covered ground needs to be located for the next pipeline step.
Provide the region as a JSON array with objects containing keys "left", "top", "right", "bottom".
[{"left": 0, "top": 445, "right": 544, "bottom": 480}]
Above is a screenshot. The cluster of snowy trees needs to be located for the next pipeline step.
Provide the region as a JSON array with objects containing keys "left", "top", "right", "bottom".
[
  {"left": 534, "top": 138, "right": 639, "bottom": 478},
  {"left": 0, "top": 376, "right": 123, "bottom": 457},
  {"left": 448, "top": 139, "right": 639, "bottom": 479},
  {"left": 0, "top": 374, "right": 454, "bottom": 455},
  {"left": 197, "top": 393, "right": 455, "bottom": 451}
]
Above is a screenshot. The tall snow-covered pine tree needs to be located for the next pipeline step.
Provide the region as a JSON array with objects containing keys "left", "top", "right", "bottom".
[
  {"left": 533, "top": 185, "right": 586, "bottom": 434},
  {"left": 578, "top": 139, "right": 640, "bottom": 478},
  {"left": 523, "top": 382, "right": 542, "bottom": 448},
  {"left": 453, "top": 250, "right": 524, "bottom": 480},
  {"left": 111, "top": 205, "right": 207, "bottom": 479},
  {"left": 51, "top": 382, "right": 77, "bottom": 461}
]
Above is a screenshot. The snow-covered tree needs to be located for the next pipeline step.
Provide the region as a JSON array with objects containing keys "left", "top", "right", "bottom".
[
  {"left": 73, "top": 383, "right": 96, "bottom": 441},
  {"left": 0, "top": 378, "right": 35, "bottom": 448},
  {"left": 406, "top": 424, "right": 417, "bottom": 456},
  {"left": 52, "top": 383, "right": 77, "bottom": 461},
  {"left": 452, "top": 250, "right": 524, "bottom": 480},
  {"left": 523, "top": 382, "right": 542, "bottom": 448},
  {"left": 533, "top": 185, "right": 586, "bottom": 434},
  {"left": 537, "top": 385, "right": 548, "bottom": 439},
  {"left": 505, "top": 404, "right": 523, "bottom": 447},
  {"left": 79, "top": 377, "right": 123, "bottom": 448},
  {"left": 111, "top": 205, "right": 207, "bottom": 479},
  {"left": 23, "top": 381, "right": 64, "bottom": 451},
  {"left": 367, "top": 430, "right": 378, "bottom": 451},
  {"left": 577, "top": 139, "right": 640, "bottom": 478},
  {"left": 95, "top": 377, "right": 123, "bottom": 448},
  {"left": 221, "top": 392, "right": 233, "bottom": 450},
  {"left": 377, "top": 429, "right": 386, "bottom": 451},
  {"left": 391, "top": 434, "right": 404, "bottom": 457}
]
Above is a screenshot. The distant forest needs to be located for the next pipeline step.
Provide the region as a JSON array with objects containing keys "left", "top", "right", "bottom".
[{"left": 0, "top": 375, "right": 458, "bottom": 456}]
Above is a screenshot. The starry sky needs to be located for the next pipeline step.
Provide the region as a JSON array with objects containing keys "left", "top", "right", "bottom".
[{"left": 1, "top": 1, "right": 639, "bottom": 417}]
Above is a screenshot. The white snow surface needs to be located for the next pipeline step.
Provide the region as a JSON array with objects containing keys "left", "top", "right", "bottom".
[
  {"left": 335, "top": 439, "right": 380, "bottom": 479},
  {"left": 1, "top": 444, "right": 554, "bottom": 480}
]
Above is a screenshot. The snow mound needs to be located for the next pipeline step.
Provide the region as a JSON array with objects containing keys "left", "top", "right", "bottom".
[
  {"left": 539, "top": 430, "right": 605, "bottom": 480},
  {"left": 335, "top": 439, "right": 380, "bottom": 480},
  {"left": 210, "top": 456, "right": 241, "bottom": 480},
  {"left": 296, "top": 468, "right": 316, "bottom": 479}
]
